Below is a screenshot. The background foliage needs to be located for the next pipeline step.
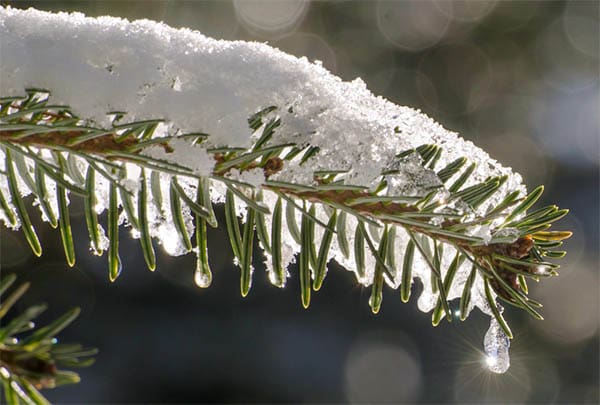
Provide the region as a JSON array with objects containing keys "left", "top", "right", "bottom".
[{"left": 2, "top": 1, "right": 598, "bottom": 403}]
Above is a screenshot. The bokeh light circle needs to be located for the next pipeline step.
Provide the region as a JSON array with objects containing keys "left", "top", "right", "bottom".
[
  {"left": 433, "top": 0, "right": 497, "bottom": 23},
  {"left": 344, "top": 333, "right": 422, "bottom": 403},
  {"left": 563, "top": 16, "right": 599, "bottom": 60},
  {"left": 530, "top": 82, "right": 599, "bottom": 168},
  {"left": 565, "top": 0, "right": 599, "bottom": 59},
  {"left": 491, "top": 1, "right": 540, "bottom": 31},
  {"left": 369, "top": 66, "right": 401, "bottom": 97},
  {"left": 525, "top": 356, "right": 561, "bottom": 403},
  {"left": 417, "top": 43, "right": 492, "bottom": 115},
  {"left": 535, "top": 17, "right": 598, "bottom": 92},
  {"left": 415, "top": 69, "right": 439, "bottom": 112},
  {"left": 376, "top": 0, "right": 450, "bottom": 51},
  {"left": 530, "top": 262, "right": 599, "bottom": 346},
  {"left": 163, "top": 1, "right": 239, "bottom": 40},
  {"left": 234, "top": 0, "right": 308, "bottom": 38},
  {"left": 476, "top": 128, "right": 551, "bottom": 187},
  {"left": 274, "top": 32, "right": 338, "bottom": 74}
]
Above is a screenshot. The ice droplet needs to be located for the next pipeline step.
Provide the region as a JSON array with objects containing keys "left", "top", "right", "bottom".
[
  {"left": 484, "top": 318, "right": 511, "bottom": 374},
  {"left": 194, "top": 269, "right": 212, "bottom": 288}
]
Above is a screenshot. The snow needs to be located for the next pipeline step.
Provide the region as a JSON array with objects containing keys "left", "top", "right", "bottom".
[
  {"left": 0, "top": 7, "right": 523, "bottom": 196},
  {"left": 145, "top": 138, "right": 213, "bottom": 177},
  {"left": 227, "top": 168, "right": 265, "bottom": 188},
  {"left": 0, "top": 7, "right": 526, "bottom": 370}
]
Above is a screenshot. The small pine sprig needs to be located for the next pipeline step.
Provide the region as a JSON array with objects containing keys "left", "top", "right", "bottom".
[
  {"left": 0, "top": 89, "right": 571, "bottom": 339},
  {"left": 0, "top": 273, "right": 96, "bottom": 405}
]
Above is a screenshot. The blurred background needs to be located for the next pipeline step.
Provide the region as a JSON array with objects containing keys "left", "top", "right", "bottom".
[{"left": 2, "top": 0, "right": 598, "bottom": 403}]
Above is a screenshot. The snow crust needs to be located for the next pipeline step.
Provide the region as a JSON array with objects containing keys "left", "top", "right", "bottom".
[{"left": 1, "top": 7, "right": 522, "bottom": 368}]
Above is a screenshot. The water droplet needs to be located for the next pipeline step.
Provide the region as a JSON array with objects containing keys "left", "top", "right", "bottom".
[
  {"left": 194, "top": 269, "right": 212, "bottom": 288},
  {"left": 484, "top": 318, "right": 511, "bottom": 374},
  {"left": 369, "top": 293, "right": 382, "bottom": 314}
]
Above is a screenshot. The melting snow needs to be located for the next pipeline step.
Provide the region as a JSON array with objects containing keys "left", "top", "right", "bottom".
[{"left": 0, "top": 7, "right": 524, "bottom": 370}]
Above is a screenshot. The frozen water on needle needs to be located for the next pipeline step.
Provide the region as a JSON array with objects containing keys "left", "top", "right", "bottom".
[
  {"left": 491, "top": 227, "right": 521, "bottom": 244},
  {"left": 484, "top": 317, "right": 511, "bottom": 374},
  {"left": 194, "top": 268, "right": 212, "bottom": 288}
]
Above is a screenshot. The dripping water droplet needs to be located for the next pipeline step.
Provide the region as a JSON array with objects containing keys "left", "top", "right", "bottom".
[
  {"left": 194, "top": 269, "right": 212, "bottom": 288},
  {"left": 484, "top": 318, "right": 511, "bottom": 374}
]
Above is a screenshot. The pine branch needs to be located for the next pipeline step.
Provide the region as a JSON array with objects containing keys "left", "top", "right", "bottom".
[
  {"left": 0, "top": 273, "right": 96, "bottom": 404},
  {"left": 0, "top": 5, "right": 573, "bottom": 379},
  {"left": 0, "top": 90, "right": 571, "bottom": 344}
]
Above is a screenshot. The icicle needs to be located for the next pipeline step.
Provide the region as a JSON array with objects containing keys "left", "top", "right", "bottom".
[{"left": 484, "top": 317, "right": 511, "bottom": 374}]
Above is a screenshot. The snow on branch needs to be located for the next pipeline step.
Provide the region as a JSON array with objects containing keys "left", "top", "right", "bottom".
[
  {"left": 0, "top": 7, "right": 571, "bottom": 374},
  {"left": 0, "top": 7, "right": 522, "bottom": 191}
]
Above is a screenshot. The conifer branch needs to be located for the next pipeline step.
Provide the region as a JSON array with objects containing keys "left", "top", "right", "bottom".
[
  {"left": 0, "top": 273, "right": 96, "bottom": 404},
  {"left": 0, "top": 90, "right": 571, "bottom": 342}
]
